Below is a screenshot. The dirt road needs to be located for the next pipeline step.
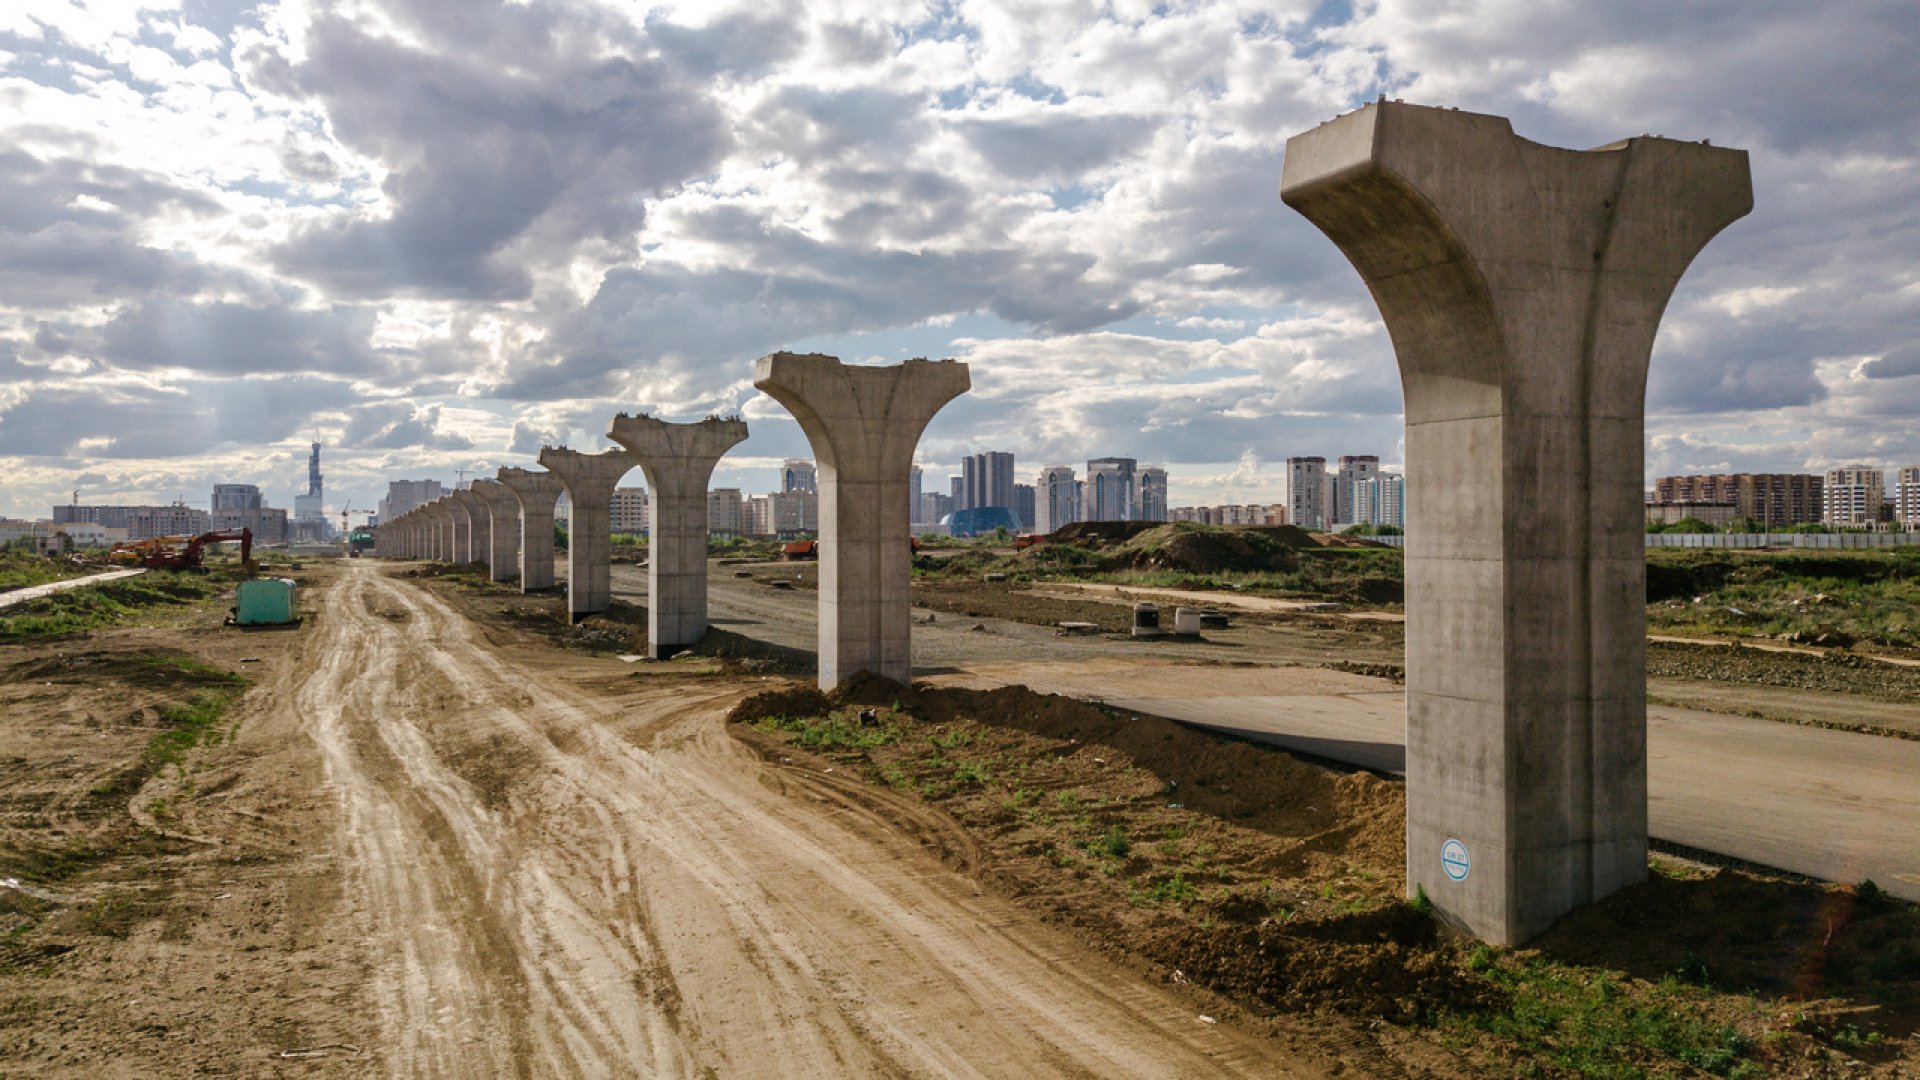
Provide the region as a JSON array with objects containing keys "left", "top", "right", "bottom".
[{"left": 292, "top": 560, "right": 1317, "bottom": 1077}]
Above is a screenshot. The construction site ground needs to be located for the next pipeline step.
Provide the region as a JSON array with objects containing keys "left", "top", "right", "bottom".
[{"left": 0, "top": 557, "right": 1913, "bottom": 1077}]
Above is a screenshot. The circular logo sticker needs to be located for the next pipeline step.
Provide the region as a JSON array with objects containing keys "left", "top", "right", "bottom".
[{"left": 1441, "top": 838, "right": 1470, "bottom": 881}]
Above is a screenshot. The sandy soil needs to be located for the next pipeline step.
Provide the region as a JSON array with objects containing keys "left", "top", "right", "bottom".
[{"left": 3, "top": 560, "right": 1337, "bottom": 1077}]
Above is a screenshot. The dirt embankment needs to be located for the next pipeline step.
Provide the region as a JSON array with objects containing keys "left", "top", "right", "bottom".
[
  {"left": 733, "top": 677, "right": 1920, "bottom": 1078},
  {"left": 1650, "top": 639, "right": 1920, "bottom": 703}
]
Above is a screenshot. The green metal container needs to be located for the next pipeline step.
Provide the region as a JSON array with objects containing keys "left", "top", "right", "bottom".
[{"left": 234, "top": 578, "right": 297, "bottom": 626}]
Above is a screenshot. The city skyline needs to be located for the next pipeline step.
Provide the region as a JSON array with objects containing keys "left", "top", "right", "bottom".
[{"left": 0, "top": 2, "right": 1915, "bottom": 521}]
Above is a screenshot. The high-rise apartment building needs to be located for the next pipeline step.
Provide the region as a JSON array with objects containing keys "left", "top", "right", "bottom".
[
  {"left": 919, "top": 492, "right": 953, "bottom": 526},
  {"left": 1013, "top": 483, "right": 1036, "bottom": 530},
  {"left": 707, "top": 488, "right": 744, "bottom": 537},
  {"left": 1137, "top": 467, "right": 1168, "bottom": 522},
  {"left": 612, "top": 486, "right": 649, "bottom": 534},
  {"left": 1893, "top": 466, "right": 1920, "bottom": 528},
  {"left": 1086, "top": 457, "right": 1136, "bottom": 521},
  {"left": 960, "top": 451, "right": 1016, "bottom": 512},
  {"left": 910, "top": 465, "right": 924, "bottom": 523},
  {"left": 1652, "top": 473, "right": 1823, "bottom": 528},
  {"left": 1035, "top": 466, "right": 1079, "bottom": 533},
  {"left": 1824, "top": 466, "right": 1885, "bottom": 526},
  {"left": 781, "top": 459, "right": 817, "bottom": 494},
  {"left": 211, "top": 484, "right": 263, "bottom": 512},
  {"left": 1287, "top": 456, "right": 1327, "bottom": 530},
  {"left": 378, "top": 479, "right": 445, "bottom": 522},
  {"left": 1352, "top": 473, "right": 1405, "bottom": 528},
  {"left": 1333, "top": 455, "right": 1380, "bottom": 526}
]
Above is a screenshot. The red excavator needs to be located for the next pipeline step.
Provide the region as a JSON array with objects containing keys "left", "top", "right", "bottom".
[{"left": 110, "top": 528, "right": 254, "bottom": 572}]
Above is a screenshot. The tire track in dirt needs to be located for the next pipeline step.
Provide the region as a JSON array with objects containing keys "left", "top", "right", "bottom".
[{"left": 307, "top": 561, "right": 1322, "bottom": 1078}]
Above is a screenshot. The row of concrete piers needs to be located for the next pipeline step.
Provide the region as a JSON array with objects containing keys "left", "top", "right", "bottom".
[
  {"left": 371, "top": 103, "right": 1756, "bottom": 947},
  {"left": 373, "top": 352, "right": 968, "bottom": 688}
]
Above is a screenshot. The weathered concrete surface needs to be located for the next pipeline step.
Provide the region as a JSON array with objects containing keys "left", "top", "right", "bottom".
[
  {"left": 753, "top": 352, "right": 969, "bottom": 688},
  {"left": 606, "top": 414, "right": 748, "bottom": 658},
  {"left": 1281, "top": 101, "right": 1752, "bottom": 944},
  {"left": 423, "top": 501, "right": 451, "bottom": 562},
  {"left": 469, "top": 480, "right": 521, "bottom": 583},
  {"left": 497, "top": 467, "right": 565, "bottom": 593},
  {"left": 450, "top": 490, "right": 488, "bottom": 568},
  {"left": 537, "top": 448, "right": 637, "bottom": 621}
]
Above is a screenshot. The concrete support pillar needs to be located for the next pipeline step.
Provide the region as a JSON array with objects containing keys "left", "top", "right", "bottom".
[
  {"left": 424, "top": 504, "right": 448, "bottom": 561},
  {"left": 536, "top": 448, "right": 637, "bottom": 621},
  {"left": 1280, "top": 102, "right": 1751, "bottom": 944},
  {"left": 498, "top": 467, "right": 565, "bottom": 593},
  {"left": 450, "top": 490, "right": 487, "bottom": 568},
  {"left": 753, "top": 352, "right": 969, "bottom": 688},
  {"left": 469, "top": 479, "right": 521, "bottom": 583},
  {"left": 606, "top": 414, "right": 749, "bottom": 658}
]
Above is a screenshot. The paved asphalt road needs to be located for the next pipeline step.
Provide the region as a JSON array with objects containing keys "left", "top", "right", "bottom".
[{"left": 624, "top": 565, "right": 1920, "bottom": 904}]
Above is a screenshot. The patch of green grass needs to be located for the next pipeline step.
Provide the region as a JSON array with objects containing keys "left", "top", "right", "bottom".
[
  {"left": 1085, "top": 824, "right": 1130, "bottom": 860},
  {"left": 951, "top": 759, "right": 992, "bottom": 785},
  {"left": 144, "top": 689, "right": 240, "bottom": 775},
  {"left": 1451, "top": 950, "right": 1763, "bottom": 1078},
  {"left": 1131, "top": 872, "right": 1199, "bottom": 907},
  {"left": 928, "top": 727, "right": 975, "bottom": 750},
  {"left": 0, "top": 572, "right": 224, "bottom": 641},
  {"left": 0, "top": 545, "right": 89, "bottom": 589},
  {"left": 755, "top": 711, "right": 901, "bottom": 750}
]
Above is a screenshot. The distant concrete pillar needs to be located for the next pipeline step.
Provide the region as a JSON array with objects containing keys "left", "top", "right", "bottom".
[
  {"left": 449, "top": 490, "right": 487, "bottom": 568},
  {"left": 537, "top": 448, "right": 637, "bottom": 621},
  {"left": 753, "top": 352, "right": 969, "bottom": 688},
  {"left": 424, "top": 503, "right": 449, "bottom": 561},
  {"left": 469, "top": 480, "right": 521, "bottom": 583},
  {"left": 1281, "top": 101, "right": 1751, "bottom": 944},
  {"left": 606, "top": 414, "right": 749, "bottom": 658},
  {"left": 497, "top": 467, "right": 564, "bottom": 593}
]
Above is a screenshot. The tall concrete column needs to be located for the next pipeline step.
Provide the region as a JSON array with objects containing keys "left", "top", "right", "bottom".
[
  {"left": 537, "top": 448, "right": 637, "bottom": 621},
  {"left": 450, "top": 490, "right": 487, "bottom": 568},
  {"left": 606, "top": 414, "right": 749, "bottom": 658},
  {"left": 469, "top": 480, "right": 521, "bottom": 583},
  {"left": 418, "top": 503, "right": 439, "bottom": 557},
  {"left": 1281, "top": 101, "right": 1751, "bottom": 944},
  {"left": 753, "top": 352, "right": 969, "bottom": 688},
  {"left": 497, "top": 467, "right": 564, "bottom": 593}
]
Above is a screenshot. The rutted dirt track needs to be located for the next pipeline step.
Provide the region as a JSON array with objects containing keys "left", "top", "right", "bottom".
[{"left": 297, "top": 560, "right": 1316, "bottom": 1077}]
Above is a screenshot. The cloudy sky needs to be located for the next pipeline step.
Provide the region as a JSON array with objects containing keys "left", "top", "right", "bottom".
[{"left": 1, "top": 0, "right": 1916, "bottom": 521}]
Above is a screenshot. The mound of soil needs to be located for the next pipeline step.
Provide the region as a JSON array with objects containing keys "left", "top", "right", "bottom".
[
  {"left": 734, "top": 679, "right": 1920, "bottom": 1075},
  {"left": 911, "top": 580, "right": 1131, "bottom": 631},
  {"left": 1649, "top": 640, "right": 1920, "bottom": 703},
  {"left": 1105, "top": 525, "right": 1322, "bottom": 576},
  {"left": 735, "top": 679, "right": 1428, "bottom": 1021}
]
